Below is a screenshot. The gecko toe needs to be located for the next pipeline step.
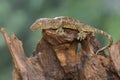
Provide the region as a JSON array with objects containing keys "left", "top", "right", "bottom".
[
  {"left": 56, "top": 27, "right": 65, "bottom": 35},
  {"left": 77, "top": 31, "right": 87, "bottom": 41}
]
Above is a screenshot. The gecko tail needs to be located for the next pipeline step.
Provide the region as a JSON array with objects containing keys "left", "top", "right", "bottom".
[{"left": 93, "top": 29, "right": 113, "bottom": 54}]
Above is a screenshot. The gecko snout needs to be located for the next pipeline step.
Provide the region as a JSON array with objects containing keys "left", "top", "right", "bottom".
[{"left": 30, "top": 22, "right": 41, "bottom": 31}]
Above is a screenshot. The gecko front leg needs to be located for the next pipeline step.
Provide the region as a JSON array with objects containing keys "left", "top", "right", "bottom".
[
  {"left": 55, "top": 19, "right": 66, "bottom": 35},
  {"left": 77, "top": 31, "right": 87, "bottom": 41},
  {"left": 56, "top": 27, "right": 65, "bottom": 35}
]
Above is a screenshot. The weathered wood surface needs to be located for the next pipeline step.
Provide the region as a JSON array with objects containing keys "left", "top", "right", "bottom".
[
  {"left": 1, "top": 28, "right": 120, "bottom": 80},
  {"left": 109, "top": 40, "right": 120, "bottom": 77}
]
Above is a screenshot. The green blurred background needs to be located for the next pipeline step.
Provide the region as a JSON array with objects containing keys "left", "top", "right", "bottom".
[{"left": 0, "top": 0, "right": 120, "bottom": 80}]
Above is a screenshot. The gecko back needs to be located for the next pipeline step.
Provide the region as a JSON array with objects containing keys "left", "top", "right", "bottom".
[{"left": 30, "top": 16, "right": 113, "bottom": 54}]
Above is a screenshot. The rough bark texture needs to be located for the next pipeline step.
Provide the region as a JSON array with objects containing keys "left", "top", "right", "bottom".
[{"left": 1, "top": 28, "right": 120, "bottom": 80}]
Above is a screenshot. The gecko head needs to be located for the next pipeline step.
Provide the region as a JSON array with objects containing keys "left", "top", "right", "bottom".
[{"left": 30, "top": 18, "right": 53, "bottom": 31}]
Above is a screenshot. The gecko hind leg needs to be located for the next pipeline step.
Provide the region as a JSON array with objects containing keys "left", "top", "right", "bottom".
[
  {"left": 56, "top": 27, "right": 65, "bottom": 35},
  {"left": 77, "top": 31, "right": 87, "bottom": 41}
]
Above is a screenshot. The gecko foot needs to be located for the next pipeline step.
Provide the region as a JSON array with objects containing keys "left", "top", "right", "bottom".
[
  {"left": 56, "top": 27, "right": 65, "bottom": 35},
  {"left": 77, "top": 31, "right": 87, "bottom": 41}
]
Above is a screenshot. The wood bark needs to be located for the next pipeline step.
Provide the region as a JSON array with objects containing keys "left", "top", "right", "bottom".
[{"left": 1, "top": 28, "right": 120, "bottom": 80}]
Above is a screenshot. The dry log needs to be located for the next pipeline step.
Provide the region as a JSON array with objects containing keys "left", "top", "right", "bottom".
[
  {"left": 1, "top": 28, "right": 120, "bottom": 80},
  {"left": 109, "top": 40, "right": 120, "bottom": 77}
]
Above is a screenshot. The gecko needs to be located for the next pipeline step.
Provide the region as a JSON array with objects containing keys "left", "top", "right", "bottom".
[{"left": 30, "top": 16, "right": 113, "bottom": 54}]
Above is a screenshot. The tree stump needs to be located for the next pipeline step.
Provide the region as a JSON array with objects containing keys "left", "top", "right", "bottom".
[{"left": 1, "top": 28, "right": 120, "bottom": 80}]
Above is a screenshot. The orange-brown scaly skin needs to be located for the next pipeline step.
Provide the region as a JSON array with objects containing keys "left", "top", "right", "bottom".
[{"left": 30, "top": 16, "right": 113, "bottom": 54}]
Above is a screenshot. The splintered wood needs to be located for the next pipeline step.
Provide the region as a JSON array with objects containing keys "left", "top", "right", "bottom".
[{"left": 1, "top": 28, "right": 120, "bottom": 80}]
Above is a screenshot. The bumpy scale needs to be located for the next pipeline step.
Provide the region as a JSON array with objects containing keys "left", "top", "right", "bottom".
[{"left": 30, "top": 16, "right": 113, "bottom": 54}]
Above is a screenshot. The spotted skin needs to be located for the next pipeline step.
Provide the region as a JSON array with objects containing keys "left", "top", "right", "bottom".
[{"left": 30, "top": 16, "right": 113, "bottom": 54}]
